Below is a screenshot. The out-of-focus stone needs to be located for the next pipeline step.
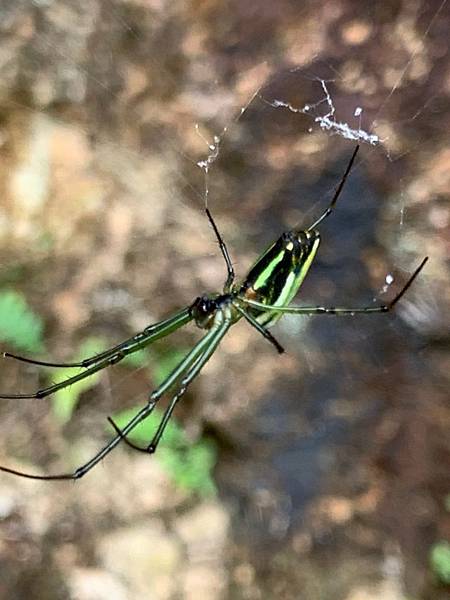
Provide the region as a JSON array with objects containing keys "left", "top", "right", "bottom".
[
  {"left": 68, "top": 567, "right": 129, "bottom": 600},
  {"left": 99, "top": 523, "right": 183, "bottom": 599}
]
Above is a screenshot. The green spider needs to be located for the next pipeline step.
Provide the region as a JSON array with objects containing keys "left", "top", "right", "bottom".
[{"left": 0, "top": 145, "right": 427, "bottom": 480}]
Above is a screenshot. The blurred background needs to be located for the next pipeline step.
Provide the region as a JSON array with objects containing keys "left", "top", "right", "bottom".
[{"left": 0, "top": 1, "right": 449, "bottom": 599}]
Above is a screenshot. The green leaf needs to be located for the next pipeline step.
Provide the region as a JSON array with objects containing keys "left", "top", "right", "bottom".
[
  {"left": 149, "top": 348, "right": 190, "bottom": 383},
  {"left": 430, "top": 541, "right": 450, "bottom": 584},
  {"left": 0, "top": 290, "right": 44, "bottom": 353},
  {"left": 159, "top": 439, "right": 217, "bottom": 496},
  {"left": 50, "top": 337, "right": 106, "bottom": 424}
]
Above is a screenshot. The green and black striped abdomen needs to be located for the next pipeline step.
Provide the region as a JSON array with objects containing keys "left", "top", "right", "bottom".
[{"left": 238, "top": 229, "right": 320, "bottom": 326}]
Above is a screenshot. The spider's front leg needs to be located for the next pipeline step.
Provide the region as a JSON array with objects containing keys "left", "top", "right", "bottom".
[{"left": 0, "top": 308, "right": 193, "bottom": 400}]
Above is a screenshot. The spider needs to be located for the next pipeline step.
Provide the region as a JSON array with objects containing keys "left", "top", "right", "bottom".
[{"left": 0, "top": 145, "right": 427, "bottom": 481}]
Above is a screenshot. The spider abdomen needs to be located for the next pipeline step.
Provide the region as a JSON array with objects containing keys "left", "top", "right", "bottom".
[{"left": 239, "top": 229, "right": 320, "bottom": 326}]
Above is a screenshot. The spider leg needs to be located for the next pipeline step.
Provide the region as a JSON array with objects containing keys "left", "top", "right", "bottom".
[
  {"left": 0, "top": 312, "right": 231, "bottom": 480},
  {"left": 2, "top": 307, "right": 192, "bottom": 369},
  {"left": 205, "top": 207, "right": 235, "bottom": 293},
  {"left": 241, "top": 257, "right": 428, "bottom": 316},
  {"left": 106, "top": 317, "right": 227, "bottom": 451},
  {"left": 307, "top": 145, "right": 359, "bottom": 231},
  {"left": 108, "top": 416, "right": 148, "bottom": 453},
  {"left": 109, "top": 313, "right": 231, "bottom": 454},
  {"left": 233, "top": 303, "right": 285, "bottom": 354},
  {"left": 0, "top": 401, "right": 158, "bottom": 480},
  {"left": 144, "top": 317, "right": 230, "bottom": 454},
  {"left": 0, "top": 308, "right": 193, "bottom": 400}
]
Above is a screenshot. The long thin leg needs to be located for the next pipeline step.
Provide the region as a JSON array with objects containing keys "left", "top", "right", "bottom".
[
  {"left": 105, "top": 319, "right": 222, "bottom": 452},
  {"left": 108, "top": 331, "right": 220, "bottom": 453},
  {"left": 147, "top": 318, "right": 226, "bottom": 402},
  {"left": 205, "top": 207, "right": 235, "bottom": 293},
  {"left": 240, "top": 257, "right": 428, "bottom": 315},
  {"left": 2, "top": 307, "right": 192, "bottom": 369},
  {"left": 307, "top": 145, "right": 359, "bottom": 231},
  {"left": 108, "top": 416, "right": 148, "bottom": 453},
  {"left": 0, "top": 308, "right": 193, "bottom": 399},
  {"left": 146, "top": 314, "right": 230, "bottom": 453},
  {"left": 0, "top": 401, "right": 158, "bottom": 480},
  {"left": 0, "top": 313, "right": 231, "bottom": 480},
  {"left": 233, "top": 304, "right": 285, "bottom": 354},
  {"left": 110, "top": 315, "right": 231, "bottom": 453}
]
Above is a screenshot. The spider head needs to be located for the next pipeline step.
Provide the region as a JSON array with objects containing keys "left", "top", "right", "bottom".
[{"left": 191, "top": 294, "right": 219, "bottom": 329}]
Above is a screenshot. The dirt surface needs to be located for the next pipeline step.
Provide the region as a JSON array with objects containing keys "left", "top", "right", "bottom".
[{"left": 0, "top": 1, "right": 449, "bottom": 599}]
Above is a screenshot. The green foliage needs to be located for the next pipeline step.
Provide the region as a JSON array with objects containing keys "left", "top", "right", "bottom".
[
  {"left": 158, "top": 438, "right": 217, "bottom": 496},
  {"left": 50, "top": 337, "right": 106, "bottom": 424},
  {"left": 149, "top": 348, "right": 188, "bottom": 384},
  {"left": 0, "top": 290, "right": 44, "bottom": 353},
  {"left": 430, "top": 541, "right": 450, "bottom": 585},
  {"left": 110, "top": 405, "right": 217, "bottom": 497}
]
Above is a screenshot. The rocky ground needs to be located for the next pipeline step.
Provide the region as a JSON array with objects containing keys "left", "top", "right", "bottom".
[{"left": 0, "top": 1, "right": 449, "bottom": 599}]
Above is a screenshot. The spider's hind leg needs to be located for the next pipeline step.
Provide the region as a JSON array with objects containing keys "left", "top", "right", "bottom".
[
  {"left": 108, "top": 392, "right": 183, "bottom": 456},
  {"left": 108, "top": 417, "right": 149, "bottom": 453},
  {"left": 107, "top": 313, "right": 232, "bottom": 458}
]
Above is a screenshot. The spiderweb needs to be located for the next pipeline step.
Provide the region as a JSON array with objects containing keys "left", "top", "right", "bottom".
[{"left": 0, "top": 1, "right": 448, "bottom": 598}]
